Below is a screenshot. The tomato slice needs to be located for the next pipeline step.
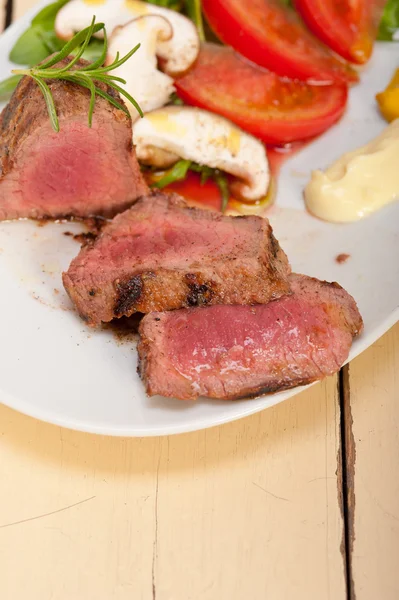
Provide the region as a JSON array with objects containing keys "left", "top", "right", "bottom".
[
  {"left": 294, "top": 0, "right": 387, "bottom": 64},
  {"left": 201, "top": 0, "right": 358, "bottom": 84},
  {"left": 164, "top": 172, "right": 229, "bottom": 211},
  {"left": 174, "top": 44, "right": 348, "bottom": 145}
]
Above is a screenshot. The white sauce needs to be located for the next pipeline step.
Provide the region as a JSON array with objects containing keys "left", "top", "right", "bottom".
[{"left": 305, "top": 119, "right": 399, "bottom": 223}]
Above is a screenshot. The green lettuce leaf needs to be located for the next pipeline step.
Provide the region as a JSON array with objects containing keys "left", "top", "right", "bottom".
[
  {"left": 0, "top": 75, "right": 22, "bottom": 101},
  {"left": 378, "top": 0, "right": 399, "bottom": 41},
  {"left": 10, "top": 0, "right": 69, "bottom": 65},
  {"left": 151, "top": 160, "right": 230, "bottom": 211}
]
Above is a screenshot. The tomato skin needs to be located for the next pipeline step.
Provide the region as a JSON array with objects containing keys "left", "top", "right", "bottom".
[
  {"left": 175, "top": 44, "right": 348, "bottom": 145},
  {"left": 294, "top": 0, "right": 387, "bottom": 64},
  {"left": 164, "top": 172, "right": 227, "bottom": 211},
  {"left": 201, "top": 0, "right": 358, "bottom": 84}
]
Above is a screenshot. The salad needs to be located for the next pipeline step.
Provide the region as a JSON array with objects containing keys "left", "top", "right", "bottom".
[{"left": 0, "top": 0, "right": 398, "bottom": 212}]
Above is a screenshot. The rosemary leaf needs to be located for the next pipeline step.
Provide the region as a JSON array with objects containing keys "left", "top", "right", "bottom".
[
  {"left": 60, "top": 72, "right": 126, "bottom": 119},
  {"left": 99, "top": 79, "right": 144, "bottom": 118},
  {"left": 93, "top": 73, "right": 128, "bottom": 85},
  {"left": 89, "top": 86, "right": 132, "bottom": 119},
  {"left": 69, "top": 73, "right": 97, "bottom": 126},
  {"left": 92, "top": 43, "right": 141, "bottom": 73},
  {"left": 31, "top": 75, "right": 59, "bottom": 132},
  {"left": 84, "top": 29, "right": 108, "bottom": 71},
  {"left": 40, "top": 22, "right": 105, "bottom": 69},
  {"left": 11, "top": 18, "right": 143, "bottom": 130},
  {"left": 57, "top": 16, "right": 97, "bottom": 72},
  {"left": 86, "top": 78, "right": 97, "bottom": 127}
]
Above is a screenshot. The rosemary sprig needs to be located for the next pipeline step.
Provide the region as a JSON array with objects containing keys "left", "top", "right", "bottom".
[{"left": 11, "top": 17, "right": 143, "bottom": 133}]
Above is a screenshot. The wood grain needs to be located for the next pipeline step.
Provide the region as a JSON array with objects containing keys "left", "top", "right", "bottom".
[
  {"left": 0, "top": 2, "right": 346, "bottom": 597},
  {"left": 4, "top": 1, "right": 398, "bottom": 599},
  {"left": 346, "top": 323, "right": 399, "bottom": 600},
  {"left": 0, "top": 378, "right": 346, "bottom": 600},
  {"left": 13, "top": 0, "right": 31, "bottom": 20}
]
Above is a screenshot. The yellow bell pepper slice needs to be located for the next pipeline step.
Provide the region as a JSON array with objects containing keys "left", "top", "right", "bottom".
[{"left": 376, "top": 68, "right": 399, "bottom": 123}]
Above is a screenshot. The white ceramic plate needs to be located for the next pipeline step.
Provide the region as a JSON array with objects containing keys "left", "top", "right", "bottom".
[{"left": 0, "top": 2, "right": 398, "bottom": 436}]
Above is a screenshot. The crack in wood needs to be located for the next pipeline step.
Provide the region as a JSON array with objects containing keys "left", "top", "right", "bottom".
[
  {"left": 338, "top": 365, "right": 357, "bottom": 600},
  {"left": 4, "top": 0, "right": 13, "bottom": 28},
  {"left": 152, "top": 452, "right": 161, "bottom": 600},
  {"left": 0, "top": 496, "right": 96, "bottom": 529}
]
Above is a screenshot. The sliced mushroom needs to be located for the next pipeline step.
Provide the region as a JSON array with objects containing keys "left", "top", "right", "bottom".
[
  {"left": 133, "top": 106, "right": 270, "bottom": 202},
  {"left": 55, "top": 0, "right": 199, "bottom": 75},
  {"left": 106, "top": 16, "right": 175, "bottom": 118}
]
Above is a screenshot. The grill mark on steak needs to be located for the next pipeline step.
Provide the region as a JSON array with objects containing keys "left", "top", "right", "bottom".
[
  {"left": 114, "top": 275, "right": 145, "bottom": 317},
  {"left": 185, "top": 273, "right": 216, "bottom": 306}
]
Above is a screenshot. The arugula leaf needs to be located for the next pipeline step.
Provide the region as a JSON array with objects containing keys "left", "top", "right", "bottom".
[
  {"left": 213, "top": 172, "right": 230, "bottom": 212},
  {"left": 31, "top": 0, "right": 69, "bottom": 25},
  {"left": 9, "top": 26, "right": 58, "bottom": 65},
  {"left": 9, "top": 0, "right": 69, "bottom": 65},
  {"left": 1, "top": 36, "right": 104, "bottom": 102},
  {"left": 3, "top": 0, "right": 104, "bottom": 99},
  {"left": 145, "top": 0, "right": 182, "bottom": 8},
  {"left": 38, "top": 29, "right": 65, "bottom": 54},
  {"left": 378, "top": 0, "right": 399, "bottom": 41},
  {"left": 151, "top": 160, "right": 231, "bottom": 212},
  {"left": 169, "top": 92, "right": 184, "bottom": 105},
  {"left": 9, "top": 0, "right": 184, "bottom": 69},
  {"left": 77, "top": 38, "right": 105, "bottom": 62},
  {"left": 152, "top": 160, "right": 192, "bottom": 188},
  {"left": 192, "top": 164, "right": 230, "bottom": 212},
  {"left": 185, "top": 0, "right": 205, "bottom": 41},
  {"left": 0, "top": 75, "right": 22, "bottom": 101}
]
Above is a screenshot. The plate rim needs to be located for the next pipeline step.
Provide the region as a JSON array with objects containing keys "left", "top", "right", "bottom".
[
  {"left": 0, "top": 1, "right": 398, "bottom": 436},
  {"left": 0, "top": 307, "right": 397, "bottom": 437}
]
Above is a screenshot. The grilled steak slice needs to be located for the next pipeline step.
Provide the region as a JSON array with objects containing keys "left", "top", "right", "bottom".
[
  {"left": 63, "top": 191, "right": 291, "bottom": 326},
  {"left": 0, "top": 58, "right": 148, "bottom": 221},
  {"left": 138, "top": 274, "right": 363, "bottom": 400}
]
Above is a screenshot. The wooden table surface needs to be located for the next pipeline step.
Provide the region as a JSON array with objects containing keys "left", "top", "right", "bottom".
[{"left": 1, "top": 2, "right": 398, "bottom": 598}]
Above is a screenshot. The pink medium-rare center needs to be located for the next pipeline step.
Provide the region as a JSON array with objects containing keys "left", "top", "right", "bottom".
[
  {"left": 87, "top": 199, "right": 272, "bottom": 267},
  {"left": 0, "top": 58, "right": 148, "bottom": 221},
  {"left": 63, "top": 192, "right": 291, "bottom": 325},
  {"left": 138, "top": 274, "right": 363, "bottom": 400}
]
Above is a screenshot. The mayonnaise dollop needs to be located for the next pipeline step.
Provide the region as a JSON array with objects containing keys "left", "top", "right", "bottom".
[{"left": 305, "top": 119, "right": 399, "bottom": 223}]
